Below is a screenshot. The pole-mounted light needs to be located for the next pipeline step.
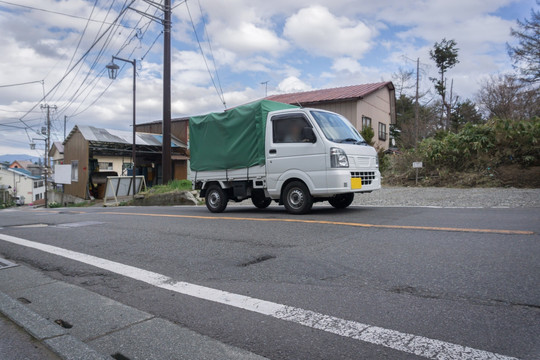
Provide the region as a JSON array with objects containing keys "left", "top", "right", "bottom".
[{"left": 106, "top": 61, "right": 120, "bottom": 80}]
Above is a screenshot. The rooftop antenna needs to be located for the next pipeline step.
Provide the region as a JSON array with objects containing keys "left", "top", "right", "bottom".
[{"left": 261, "top": 81, "right": 269, "bottom": 97}]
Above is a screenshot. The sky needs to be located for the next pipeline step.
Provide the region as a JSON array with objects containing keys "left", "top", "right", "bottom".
[{"left": 0, "top": 0, "right": 536, "bottom": 158}]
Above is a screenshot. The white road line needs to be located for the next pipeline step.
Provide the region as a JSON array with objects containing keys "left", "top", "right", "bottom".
[{"left": 0, "top": 233, "right": 518, "bottom": 360}]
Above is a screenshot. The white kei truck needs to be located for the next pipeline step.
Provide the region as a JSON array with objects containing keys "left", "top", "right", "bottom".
[{"left": 189, "top": 100, "right": 381, "bottom": 214}]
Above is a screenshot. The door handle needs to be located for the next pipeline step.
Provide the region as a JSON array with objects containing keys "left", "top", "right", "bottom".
[{"left": 269, "top": 149, "right": 277, "bottom": 154}]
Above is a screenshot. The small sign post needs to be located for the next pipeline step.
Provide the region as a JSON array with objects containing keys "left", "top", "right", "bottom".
[{"left": 412, "top": 162, "right": 423, "bottom": 185}]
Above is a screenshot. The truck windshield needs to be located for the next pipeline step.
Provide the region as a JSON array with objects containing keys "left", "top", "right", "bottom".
[{"left": 310, "top": 110, "right": 366, "bottom": 144}]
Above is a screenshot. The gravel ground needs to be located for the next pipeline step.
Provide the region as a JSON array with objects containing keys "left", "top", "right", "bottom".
[
  {"left": 230, "top": 187, "right": 540, "bottom": 208},
  {"left": 352, "top": 186, "right": 540, "bottom": 208}
]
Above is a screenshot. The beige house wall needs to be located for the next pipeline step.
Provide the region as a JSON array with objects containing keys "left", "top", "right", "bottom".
[
  {"left": 94, "top": 155, "right": 131, "bottom": 175},
  {"left": 50, "top": 148, "right": 63, "bottom": 166},
  {"left": 356, "top": 87, "right": 393, "bottom": 150},
  {"left": 308, "top": 101, "right": 359, "bottom": 128}
]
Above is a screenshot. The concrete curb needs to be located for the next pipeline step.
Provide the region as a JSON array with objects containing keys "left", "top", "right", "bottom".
[{"left": 0, "top": 290, "right": 110, "bottom": 360}]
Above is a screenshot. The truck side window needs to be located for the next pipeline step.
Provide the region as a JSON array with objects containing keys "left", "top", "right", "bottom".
[{"left": 272, "top": 116, "right": 313, "bottom": 143}]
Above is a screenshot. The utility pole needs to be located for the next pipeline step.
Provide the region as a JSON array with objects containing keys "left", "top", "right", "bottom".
[
  {"left": 162, "top": 0, "right": 172, "bottom": 184},
  {"left": 414, "top": 58, "right": 419, "bottom": 145},
  {"left": 64, "top": 115, "right": 67, "bottom": 140},
  {"left": 40, "top": 104, "right": 56, "bottom": 208},
  {"left": 261, "top": 81, "right": 269, "bottom": 97},
  {"left": 126, "top": 0, "right": 172, "bottom": 184}
]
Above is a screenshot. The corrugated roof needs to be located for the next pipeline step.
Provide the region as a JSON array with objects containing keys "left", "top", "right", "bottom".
[
  {"left": 266, "top": 82, "right": 394, "bottom": 105},
  {"left": 66, "top": 126, "right": 187, "bottom": 148},
  {"left": 8, "top": 167, "right": 41, "bottom": 180}
]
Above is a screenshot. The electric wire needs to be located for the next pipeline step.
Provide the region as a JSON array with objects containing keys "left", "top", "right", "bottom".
[
  {"left": 197, "top": 0, "right": 225, "bottom": 107},
  {"left": 15, "top": 0, "right": 135, "bottom": 128},
  {"left": 185, "top": 0, "right": 226, "bottom": 108},
  {"left": 0, "top": 0, "right": 135, "bottom": 28}
]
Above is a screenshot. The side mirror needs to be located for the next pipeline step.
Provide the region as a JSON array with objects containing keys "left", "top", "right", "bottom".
[{"left": 302, "top": 127, "right": 316, "bottom": 143}]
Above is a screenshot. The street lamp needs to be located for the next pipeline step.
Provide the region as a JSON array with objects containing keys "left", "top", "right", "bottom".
[{"left": 106, "top": 56, "right": 137, "bottom": 201}]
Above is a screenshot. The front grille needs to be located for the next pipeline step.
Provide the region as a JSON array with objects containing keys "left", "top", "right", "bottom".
[{"left": 351, "top": 171, "right": 376, "bottom": 185}]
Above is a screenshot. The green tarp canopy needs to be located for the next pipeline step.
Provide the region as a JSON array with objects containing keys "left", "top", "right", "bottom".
[{"left": 189, "top": 100, "right": 298, "bottom": 172}]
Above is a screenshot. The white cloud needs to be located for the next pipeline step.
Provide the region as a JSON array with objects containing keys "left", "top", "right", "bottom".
[
  {"left": 283, "top": 5, "right": 374, "bottom": 58},
  {"left": 275, "top": 76, "right": 312, "bottom": 93},
  {"left": 211, "top": 21, "right": 289, "bottom": 55}
]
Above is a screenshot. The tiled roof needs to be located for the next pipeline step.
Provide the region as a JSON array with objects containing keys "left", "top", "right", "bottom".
[{"left": 266, "top": 82, "right": 394, "bottom": 105}]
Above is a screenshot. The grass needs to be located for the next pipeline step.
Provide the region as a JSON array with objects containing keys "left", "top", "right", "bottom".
[{"left": 143, "top": 179, "right": 193, "bottom": 194}]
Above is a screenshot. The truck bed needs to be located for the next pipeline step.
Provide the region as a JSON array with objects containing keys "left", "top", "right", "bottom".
[{"left": 189, "top": 165, "right": 266, "bottom": 183}]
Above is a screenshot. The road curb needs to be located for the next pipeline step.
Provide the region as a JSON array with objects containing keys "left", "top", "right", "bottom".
[{"left": 0, "top": 290, "right": 110, "bottom": 360}]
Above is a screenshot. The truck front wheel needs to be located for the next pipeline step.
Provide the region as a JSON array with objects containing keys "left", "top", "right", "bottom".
[
  {"left": 283, "top": 181, "right": 313, "bottom": 214},
  {"left": 328, "top": 193, "right": 354, "bottom": 209},
  {"left": 205, "top": 185, "right": 228, "bottom": 213}
]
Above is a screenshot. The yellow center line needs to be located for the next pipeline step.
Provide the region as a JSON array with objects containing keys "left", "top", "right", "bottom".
[{"left": 95, "top": 211, "right": 535, "bottom": 235}]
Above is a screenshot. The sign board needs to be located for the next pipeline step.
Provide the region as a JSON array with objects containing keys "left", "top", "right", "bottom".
[
  {"left": 54, "top": 164, "right": 72, "bottom": 184},
  {"left": 412, "top": 162, "right": 423, "bottom": 168}
]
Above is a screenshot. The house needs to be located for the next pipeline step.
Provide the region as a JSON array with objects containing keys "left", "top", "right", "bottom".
[
  {"left": 266, "top": 82, "right": 396, "bottom": 149},
  {"left": 49, "top": 141, "right": 64, "bottom": 167},
  {"left": 0, "top": 166, "right": 45, "bottom": 203},
  {"left": 135, "top": 117, "right": 190, "bottom": 179},
  {"left": 9, "top": 160, "right": 34, "bottom": 170},
  {"left": 62, "top": 125, "right": 188, "bottom": 199}
]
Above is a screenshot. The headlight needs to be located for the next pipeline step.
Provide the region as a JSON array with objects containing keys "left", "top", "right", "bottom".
[{"left": 330, "top": 147, "right": 349, "bottom": 168}]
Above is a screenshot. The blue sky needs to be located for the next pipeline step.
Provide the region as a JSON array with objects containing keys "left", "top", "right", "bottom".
[{"left": 0, "top": 0, "right": 536, "bottom": 157}]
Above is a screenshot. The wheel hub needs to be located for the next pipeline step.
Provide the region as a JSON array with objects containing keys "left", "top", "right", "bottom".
[{"left": 289, "top": 189, "right": 304, "bottom": 208}]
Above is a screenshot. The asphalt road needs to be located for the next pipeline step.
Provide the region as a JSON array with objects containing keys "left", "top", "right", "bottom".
[{"left": 0, "top": 203, "right": 539, "bottom": 359}]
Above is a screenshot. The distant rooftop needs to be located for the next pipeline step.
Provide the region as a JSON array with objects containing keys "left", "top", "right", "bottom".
[
  {"left": 266, "top": 82, "right": 394, "bottom": 105},
  {"left": 65, "top": 125, "right": 187, "bottom": 148}
]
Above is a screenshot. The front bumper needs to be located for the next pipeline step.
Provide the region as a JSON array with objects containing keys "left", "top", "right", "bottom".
[{"left": 320, "top": 168, "right": 381, "bottom": 195}]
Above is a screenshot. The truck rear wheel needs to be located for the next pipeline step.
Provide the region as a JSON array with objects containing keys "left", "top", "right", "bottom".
[
  {"left": 205, "top": 185, "right": 228, "bottom": 213},
  {"left": 283, "top": 181, "right": 313, "bottom": 214},
  {"left": 251, "top": 191, "right": 272, "bottom": 209},
  {"left": 328, "top": 193, "right": 354, "bottom": 209}
]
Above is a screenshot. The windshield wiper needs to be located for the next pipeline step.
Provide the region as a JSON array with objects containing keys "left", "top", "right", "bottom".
[{"left": 339, "top": 138, "right": 366, "bottom": 145}]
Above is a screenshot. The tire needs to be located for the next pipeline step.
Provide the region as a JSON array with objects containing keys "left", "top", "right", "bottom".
[
  {"left": 205, "top": 185, "right": 228, "bottom": 213},
  {"left": 282, "top": 181, "right": 313, "bottom": 214},
  {"left": 328, "top": 193, "right": 354, "bottom": 209},
  {"left": 251, "top": 191, "right": 272, "bottom": 209}
]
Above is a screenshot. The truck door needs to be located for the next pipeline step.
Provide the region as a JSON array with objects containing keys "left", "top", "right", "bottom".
[{"left": 266, "top": 113, "right": 327, "bottom": 195}]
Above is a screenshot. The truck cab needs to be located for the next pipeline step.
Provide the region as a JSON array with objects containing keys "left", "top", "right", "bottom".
[{"left": 190, "top": 101, "right": 380, "bottom": 214}]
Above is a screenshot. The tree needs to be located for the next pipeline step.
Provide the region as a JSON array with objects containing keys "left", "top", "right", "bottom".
[
  {"left": 476, "top": 74, "right": 540, "bottom": 120},
  {"left": 450, "top": 100, "right": 484, "bottom": 132},
  {"left": 507, "top": 2, "right": 540, "bottom": 84},
  {"left": 429, "top": 38, "right": 459, "bottom": 130},
  {"left": 391, "top": 67, "right": 415, "bottom": 98}
]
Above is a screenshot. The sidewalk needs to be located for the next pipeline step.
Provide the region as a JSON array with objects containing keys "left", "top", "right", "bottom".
[
  {"left": 0, "top": 312, "right": 60, "bottom": 360},
  {"left": 0, "top": 258, "right": 266, "bottom": 360}
]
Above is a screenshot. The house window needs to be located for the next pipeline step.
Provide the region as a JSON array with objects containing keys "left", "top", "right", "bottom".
[
  {"left": 71, "top": 160, "right": 78, "bottom": 182},
  {"left": 378, "top": 122, "right": 387, "bottom": 141},
  {"left": 362, "top": 116, "right": 372, "bottom": 130},
  {"left": 98, "top": 162, "right": 113, "bottom": 171}
]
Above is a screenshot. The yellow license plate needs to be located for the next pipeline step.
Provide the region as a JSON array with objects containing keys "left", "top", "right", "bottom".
[{"left": 351, "top": 178, "right": 362, "bottom": 189}]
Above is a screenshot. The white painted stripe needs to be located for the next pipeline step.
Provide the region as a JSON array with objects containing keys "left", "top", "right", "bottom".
[{"left": 0, "top": 233, "right": 518, "bottom": 360}]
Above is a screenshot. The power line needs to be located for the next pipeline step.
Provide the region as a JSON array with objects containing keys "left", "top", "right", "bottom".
[
  {"left": 198, "top": 0, "right": 225, "bottom": 105},
  {"left": 0, "top": 80, "right": 43, "bottom": 88},
  {"left": 185, "top": 0, "right": 226, "bottom": 108},
  {"left": 16, "top": 0, "right": 135, "bottom": 127},
  {"left": 0, "top": 0, "right": 135, "bottom": 28}
]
